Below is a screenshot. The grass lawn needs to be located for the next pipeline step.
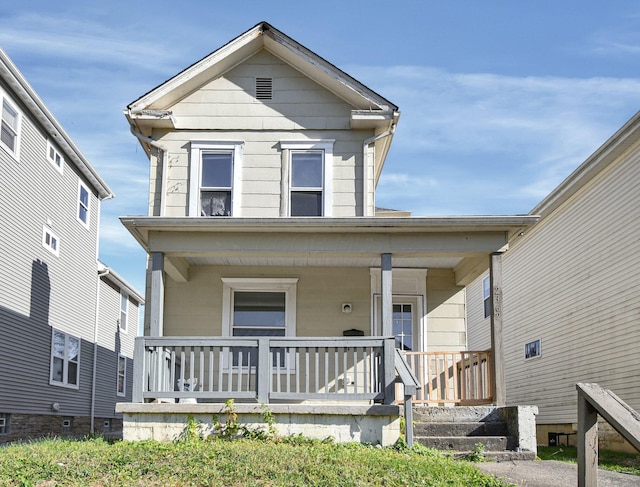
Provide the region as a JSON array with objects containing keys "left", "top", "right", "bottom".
[
  {"left": 538, "top": 446, "right": 640, "bottom": 476},
  {"left": 0, "top": 437, "right": 513, "bottom": 487}
]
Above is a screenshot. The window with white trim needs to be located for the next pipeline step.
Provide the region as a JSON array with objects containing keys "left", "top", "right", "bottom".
[
  {"left": 117, "top": 355, "right": 126, "bottom": 396},
  {"left": 47, "top": 140, "right": 64, "bottom": 173},
  {"left": 0, "top": 93, "right": 20, "bottom": 158},
  {"left": 119, "top": 291, "right": 128, "bottom": 333},
  {"left": 50, "top": 329, "right": 80, "bottom": 388},
  {"left": 222, "top": 278, "right": 297, "bottom": 368},
  {"left": 281, "top": 140, "right": 333, "bottom": 217},
  {"left": 483, "top": 276, "right": 491, "bottom": 318},
  {"left": 77, "top": 182, "right": 90, "bottom": 227},
  {"left": 189, "top": 141, "right": 243, "bottom": 217},
  {"left": 0, "top": 413, "right": 9, "bottom": 435},
  {"left": 524, "top": 339, "right": 541, "bottom": 360},
  {"left": 42, "top": 226, "right": 60, "bottom": 256}
]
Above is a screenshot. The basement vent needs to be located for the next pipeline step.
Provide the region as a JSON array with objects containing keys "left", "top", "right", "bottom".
[{"left": 256, "top": 77, "right": 273, "bottom": 100}]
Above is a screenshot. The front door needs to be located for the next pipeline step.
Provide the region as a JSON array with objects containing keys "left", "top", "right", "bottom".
[{"left": 372, "top": 295, "right": 424, "bottom": 352}]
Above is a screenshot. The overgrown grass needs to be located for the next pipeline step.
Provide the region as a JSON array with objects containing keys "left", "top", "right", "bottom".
[
  {"left": 538, "top": 446, "right": 640, "bottom": 476},
  {"left": 0, "top": 436, "right": 513, "bottom": 486}
]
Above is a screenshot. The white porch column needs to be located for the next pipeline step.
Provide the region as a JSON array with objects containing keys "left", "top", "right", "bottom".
[
  {"left": 150, "top": 252, "right": 165, "bottom": 337},
  {"left": 381, "top": 253, "right": 393, "bottom": 336},
  {"left": 490, "top": 251, "right": 506, "bottom": 406}
]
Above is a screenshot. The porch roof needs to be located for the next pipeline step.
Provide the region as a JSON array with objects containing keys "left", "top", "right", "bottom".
[{"left": 120, "top": 216, "right": 538, "bottom": 285}]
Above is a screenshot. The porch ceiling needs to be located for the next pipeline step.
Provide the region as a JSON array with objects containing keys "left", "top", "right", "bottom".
[{"left": 121, "top": 216, "right": 538, "bottom": 285}]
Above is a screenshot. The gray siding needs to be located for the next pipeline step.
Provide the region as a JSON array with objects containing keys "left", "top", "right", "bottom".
[
  {"left": 467, "top": 138, "right": 640, "bottom": 425},
  {"left": 0, "top": 78, "right": 100, "bottom": 417}
]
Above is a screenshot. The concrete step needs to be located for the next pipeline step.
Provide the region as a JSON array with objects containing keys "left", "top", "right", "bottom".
[
  {"left": 413, "top": 406, "right": 503, "bottom": 423},
  {"left": 414, "top": 421, "right": 509, "bottom": 437},
  {"left": 415, "top": 435, "right": 517, "bottom": 452}
]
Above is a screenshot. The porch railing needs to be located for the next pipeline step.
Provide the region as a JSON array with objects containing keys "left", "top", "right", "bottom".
[
  {"left": 401, "top": 350, "right": 493, "bottom": 405},
  {"left": 132, "top": 336, "right": 397, "bottom": 405}
]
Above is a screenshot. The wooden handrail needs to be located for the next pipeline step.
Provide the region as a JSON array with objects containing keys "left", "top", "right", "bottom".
[{"left": 576, "top": 382, "right": 640, "bottom": 487}]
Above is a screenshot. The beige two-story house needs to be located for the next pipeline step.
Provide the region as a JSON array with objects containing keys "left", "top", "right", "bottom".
[{"left": 118, "top": 22, "right": 536, "bottom": 444}]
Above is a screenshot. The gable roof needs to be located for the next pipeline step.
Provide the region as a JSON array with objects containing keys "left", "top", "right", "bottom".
[
  {"left": 0, "top": 48, "right": 113, "bottom": 199},
  {"left": 126, "top": 21, "right": 399, "bottom": 128},
  {"left": 531, "top": 110, "right": 640, "bottom": 218}
]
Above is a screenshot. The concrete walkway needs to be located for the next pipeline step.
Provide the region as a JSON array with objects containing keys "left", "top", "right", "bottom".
[{"left": 475, "top": 460, "right": 640, "bottom": 487}]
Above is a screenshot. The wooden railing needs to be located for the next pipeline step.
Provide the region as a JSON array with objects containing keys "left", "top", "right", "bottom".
[
  {"left": 132, "top": 336, "right": 397, "bottom": 405},
  {"left": 400, "top": 350, "right": 493, "bottom": 405}
]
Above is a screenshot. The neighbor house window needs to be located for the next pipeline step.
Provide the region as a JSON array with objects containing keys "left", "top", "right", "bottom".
[
  {"left": 77, "top": 182, "right": 90, "bottom": 227},
  {"left": 222, "top": 278, "right": 298, "bottom": 368},
  {"left": 47, "top": 140, "right": 64, "bottom": 173},
  {"left": 1, "top": 94, "right": 20, "bottom": 157},
  {"left": 50, "top": 329, "right": 80, "bottom": 388},
  {"left": 42, "top": 226, "right": 60, "bottom": 256},
  {"left": 119, "top": 292, "right": 128, "bottom": 333},
  {"left": 0, "top": 413, "right": 9, "bottom": 435},
  {"left": 525, "top": 339, "right": 541, "bottom": 359},
  {"left": 189, "top": 141, "right": 243, "bottom": 217},
  {"left": 483, "top": 276, "right": 491, "bottom": 318},
  {"left": 117, "top": 355, "right": 126, "bottom": 396},
  {"left": 281, "top": 140, "right": 333, "bottom": 217}
]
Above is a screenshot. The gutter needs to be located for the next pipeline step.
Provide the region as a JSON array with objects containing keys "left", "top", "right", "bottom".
[
  {"left": 362, "top": 125, "right": 396, "bottom": 216},
  {"left": 129, "top": 126, "right": 167, "bottom": 216},
  {"left": 91, "top": 264, "right": 110, "bottom": 433}
]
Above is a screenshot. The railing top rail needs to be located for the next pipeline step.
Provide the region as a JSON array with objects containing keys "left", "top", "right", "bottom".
[
  {"left": 394, "top": 349, "right": 421, "bottom": 391},
  {"left": 141, "top": 336, "right": 392, "bottom": 347},
  {"left": 401, "top": 349, "right": 491, "bottom": 356}
]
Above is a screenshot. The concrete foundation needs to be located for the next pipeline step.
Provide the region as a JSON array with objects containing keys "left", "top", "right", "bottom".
[{"left": 116, "top": 403, "right": 402, "bottom": 446}]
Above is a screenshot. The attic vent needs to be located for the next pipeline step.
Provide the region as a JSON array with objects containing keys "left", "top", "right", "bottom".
[{"left": 256, "top": 77, "right": 273, "bottom": 100}]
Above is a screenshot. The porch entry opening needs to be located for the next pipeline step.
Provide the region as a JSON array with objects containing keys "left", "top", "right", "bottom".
[{"left": 232, "top": 291, "right": 286, "bottom": 367}]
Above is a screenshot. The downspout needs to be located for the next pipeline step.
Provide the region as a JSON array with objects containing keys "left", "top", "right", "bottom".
[
  {"left": 90, "top": 193, "right": 113, "bottom": 434},
  {"left": 129, "top": 126, "right": 167, "bottom": 217},
  {"left": 362, "top": 125, "right": 396, "bottom": 216}
]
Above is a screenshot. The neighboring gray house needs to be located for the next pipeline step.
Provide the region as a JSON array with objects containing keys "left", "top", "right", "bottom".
[
  {"left": 467, "top": 111, "right": 640, "bottom": 452},
  {"left": 0, "top": 48, "right": 143, "bottom": 442},
  {"left": 117, "top": 22, "right": 536, "bottom": 445}
]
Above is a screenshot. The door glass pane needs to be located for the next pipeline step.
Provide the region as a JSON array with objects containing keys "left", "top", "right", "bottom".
[
  {"left": 392, "top": 303, "right": 413, "bottom": 351},
  {"left": 291, "top": 152, "right": 322, "bottom": 187},
  {"left": 201, "top": 153, "right": 232, "bottom": 187}
]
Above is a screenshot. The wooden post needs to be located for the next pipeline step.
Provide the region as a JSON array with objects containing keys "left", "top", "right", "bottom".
[
  {"left": 150, "top": 252, "right": 165, "bottom": 337},
  {"left": 490, "top": 252, "right": 506, "bottom": 406},
  {"left": 257, "top": 338, "right": 270, "bottom": 404},
  {"left": 383, "top": 338, "right": 396, "bottom": 404},
  {"left": 381, "top": 253, "right": 393, "bottom": 337},
  {"left": 131, "top": 337, "right": 145, "bottom": 403},
  {"left": 578, "top": 388, "right": 598, "bottom": 487}
]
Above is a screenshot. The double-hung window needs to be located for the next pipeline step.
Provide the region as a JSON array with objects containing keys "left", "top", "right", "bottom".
[
  {"left": 117, "top": 355, "right": 126, "bottom": 396},
  {"left": 222, "top": 278, "right": 297, "bottom": 368},
  {"left": 77, "top": 182, "right": 90, "bottom": 227},
  {"left": 119, "top": 292, "right": 128, "bottom": 333},
  {"left": 483, "top": 276, "right": 491, "bottom": 318},
  {"left": 281, "top": 140, "right": 333, "bottom": 217},
  {"left": 189, "top": 141, "right": 243, "bottom": 217},
  {"left": 1, "top": 93, "right": 20, "bottom": 158},
  {"left": 50, "top": 329, "right": 80, "bottom": 388}
]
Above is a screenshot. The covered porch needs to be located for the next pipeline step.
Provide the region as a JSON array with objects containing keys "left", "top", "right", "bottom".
[{"left": 118, "top": 216, "right": 536, "bottom": 443}]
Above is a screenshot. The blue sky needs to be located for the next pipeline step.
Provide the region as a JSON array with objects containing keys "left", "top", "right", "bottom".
[{"left": 2, "top": 1, "right": 640, "bottom": 294}]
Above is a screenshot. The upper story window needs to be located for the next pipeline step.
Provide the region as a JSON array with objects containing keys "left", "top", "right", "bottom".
[
  {"left": 77, "top": 182, "right": 90, "bottom": 227},
  {"left": 47, "top": 140, "right": 64, "bottom": 173},
  {"left": 1, "top": 93, "right": 20, "bottom": 158},
  {"left": 50, "top": 329, "right": 80, "bottom": 389},
  {"left": 483, "top": 276, "right": 491, "bottom": 318},
  {"left": 189, "top": 141, "right": 243, "bottom": 217},
  {"left": 42, "top": 225, "right": 60, "bottom": 257},
  {"left": 281, "top": 140, "right": 333, "bottom": 217},
  {"left": 524, "top": 339, "right": 541, "bottom": 360},
  {"left": 119, "top": 291, "right": 128, "bottom": 333}
]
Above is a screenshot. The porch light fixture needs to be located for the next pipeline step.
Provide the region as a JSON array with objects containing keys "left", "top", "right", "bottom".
[{"left": 341, "top": 303, "right": 352, "bottom": 314}]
